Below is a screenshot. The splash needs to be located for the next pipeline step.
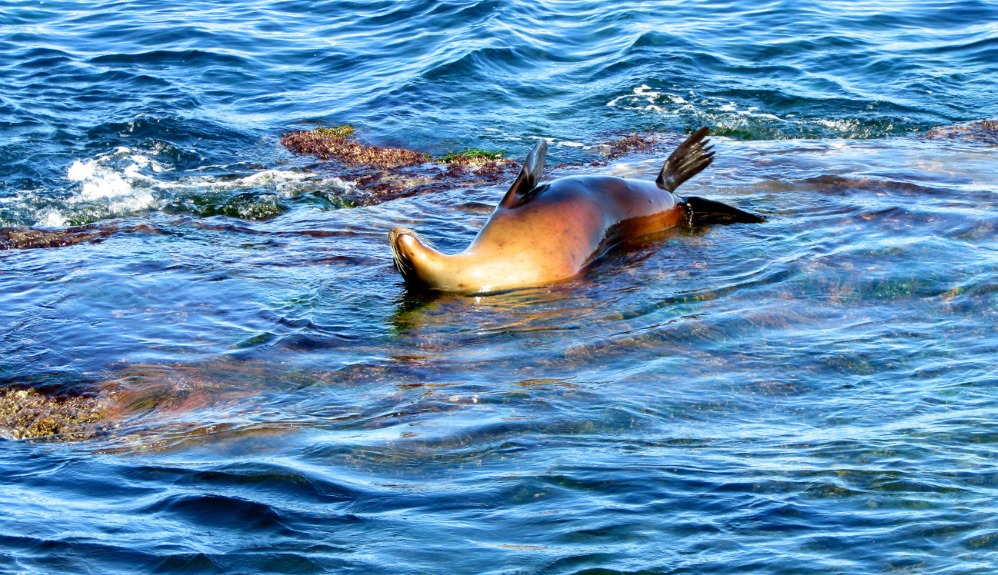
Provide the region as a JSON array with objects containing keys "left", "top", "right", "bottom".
[
  {"left": 54, "top": 148, "right": 166, "bottom": 226},
  {"left": 28, "top": 147, "right": 356, "bottom": 227}
]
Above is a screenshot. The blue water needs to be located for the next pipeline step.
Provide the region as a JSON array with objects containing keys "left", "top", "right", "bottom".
[{"left": 2, "top": 1, "right": 998, "bottom": 573}]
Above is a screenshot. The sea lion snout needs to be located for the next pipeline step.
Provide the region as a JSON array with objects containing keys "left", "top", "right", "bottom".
[
  {"left": 389, "top": 227, "right": 426, "bottom": 258},
  {"left": 388, "top": 226, "right": 413, "bottom": 249},
  {"left": 388, "top": 226, "right": 416, "bottom": 272},
  {"left": 389, "top": 226, "right": 441, "bottom": 286}
]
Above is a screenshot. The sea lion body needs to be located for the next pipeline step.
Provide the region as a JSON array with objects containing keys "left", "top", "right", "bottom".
[{"left": 390, "top": 128, "right": 760, "bottom": 294}]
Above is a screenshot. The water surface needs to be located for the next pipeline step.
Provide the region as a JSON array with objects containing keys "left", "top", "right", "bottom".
[{"left": 2, "top": 1, "right": 997, "bottom": 573}]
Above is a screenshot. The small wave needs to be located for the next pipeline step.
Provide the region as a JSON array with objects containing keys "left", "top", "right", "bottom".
[
  {"left": 606, "top": 83, "right": 916, "bottom": 140},
  {"left": 88, "top": 49, "right": 251, "bottom": 69}
]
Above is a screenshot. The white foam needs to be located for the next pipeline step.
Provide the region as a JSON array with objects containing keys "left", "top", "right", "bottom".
[
  {"left": 79, "top": 169, "right": 133, "bottom": 200},
  {"left": 160, "top": 168, "right": 352, "bottom": 197},
  {"left": 634, "top": 85, "right": 660, "bottom": 103},
  {"left": 222, "top": 169, "right": 336, "bottom": 192},
  {"left": 24, "top": 147, "right": 172, "bottom": 226},
  {"left": 609, "top": 83, "right": 882, "bottom": 140},
  {"left": 610, "top": 84, "right": 795, "bottom": 126},
  {"left": 40, "top": 210, "right": 68, "bottom": 228},
  {"left": 607, "top": 85, "right": 689, "bottom": 108},
  {"left": 816, "top": 118, "right": 863, "bottom": 132},
  {"left": 67, "top": 159, "right": 95, "bottom": 181},
  {"left": 37, "top": 146, "right": 357, "bottom": 227},
  {"left": 61, "top": 149, "right": 162, "bottom": 222}
]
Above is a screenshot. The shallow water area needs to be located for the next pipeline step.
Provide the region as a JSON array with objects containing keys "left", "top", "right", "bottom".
[
  {"left": 4, "top": 136, "right": 998, "bottom": 574},
  {"left": 3, "top": 0, "right": 998, "bottom": 573}
]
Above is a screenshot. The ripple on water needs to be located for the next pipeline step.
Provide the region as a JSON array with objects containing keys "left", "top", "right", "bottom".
[{"left": 2, "top": 0, "right": 998, "bottom": 572}]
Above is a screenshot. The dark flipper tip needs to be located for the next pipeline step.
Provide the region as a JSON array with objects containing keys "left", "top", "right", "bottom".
[
  {"left": 500, "top": 139, "right": 548, "bottom": 209},
  {"left": 656, "top": 128, "right": 714, "bottom": 193},
  {"left": 683, "top": 196, "right": 765, "bottom": 226}
]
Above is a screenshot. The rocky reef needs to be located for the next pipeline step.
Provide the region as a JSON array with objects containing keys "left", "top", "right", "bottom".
[
  {"left": 923, "top": 119, "right": 998, "bottom": 145},
  {"left": 280, "top": 125, "right": 520, "bottom": 205},
  {"left": 0, "top": 387, "right": 113, "bottom": 441},
  {"left": 279, "top": 125, "right": 669, "bottom": 206}
]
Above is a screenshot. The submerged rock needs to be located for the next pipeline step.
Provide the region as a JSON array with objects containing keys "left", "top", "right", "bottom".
[
  {"left": 0, "top": 358, "right": 296, "bottom": 444},
  {"left": 924, "top": 119, "right": 998, "bottom": 145},
  {"left": 0, "top": 387, "right": 113, "bottom": 441},
  {"left": 0, "top": 222, "right": 160, "bottom": 251}
]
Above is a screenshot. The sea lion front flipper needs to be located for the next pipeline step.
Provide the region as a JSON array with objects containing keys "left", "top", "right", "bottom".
[
  {"left": 656, "top": 127, "right": 714, "bottom": 193},
  {"left": 499, "top": 139, "right": 547, "bottom": 209}
]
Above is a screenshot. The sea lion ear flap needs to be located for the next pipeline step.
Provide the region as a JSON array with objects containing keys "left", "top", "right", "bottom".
[{"left": 499, "top": 139, "right": 547, "bottom": 208}]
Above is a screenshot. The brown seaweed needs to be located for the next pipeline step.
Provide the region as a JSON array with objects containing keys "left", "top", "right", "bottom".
[
  {"left": 923, "top": 119, "right": 998, "bottom": 145},
  {"left": 0, "top": 222, "right": 161, "bottom": 250},
  {"left": 281, "top": 126, "right": 521, "bottom": 203}
]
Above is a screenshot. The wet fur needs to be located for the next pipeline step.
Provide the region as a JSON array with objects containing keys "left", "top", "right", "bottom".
[{"left": 389, "top": 128, "right": 762, "bottom": 293}]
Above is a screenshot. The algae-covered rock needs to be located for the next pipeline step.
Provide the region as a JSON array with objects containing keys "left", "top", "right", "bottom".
[
  {"left": 924, "top": 119, "right": 998, "bottom": 145},
  {"left": 281, "top": 126, "right": 432, "bottom": 169},
  {"left": 0, "top": 387, "right": 113, "bottom": 441},
  {"left": 0, "top": 222, "right": 160, "bottom": 251},
  {"left": 605, "top": 132, "right": 658, "bottom": 160},
  {"left": 279, "top": 126, "right": 689, "bottom": 206},
  {"left": 280, "top": 126, "right": 521, "bottom": 203}
]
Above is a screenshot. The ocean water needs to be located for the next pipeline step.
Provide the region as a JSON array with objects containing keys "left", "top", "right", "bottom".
[{"left": 2, "top": 1, "right": 998, "bottom": 573}]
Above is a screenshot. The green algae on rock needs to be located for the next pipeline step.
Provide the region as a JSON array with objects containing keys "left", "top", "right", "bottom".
[
  {"left": 314, "top": 125, "right": 356, "bottom": 139},
  {"left": 439, "top": 148, "right": 505, "bottom": 163}
]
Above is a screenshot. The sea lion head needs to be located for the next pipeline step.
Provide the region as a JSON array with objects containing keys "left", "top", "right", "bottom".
[{"left": 389, "top": 226, "right": 442, "bottom": 289}]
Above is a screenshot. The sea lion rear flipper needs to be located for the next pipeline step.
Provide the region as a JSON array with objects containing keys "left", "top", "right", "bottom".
[
  {"left": 683, "top": 196, "right": 765, "bottom": 225},
  {"left": 499, "top": 139, "right": 547, "bottom": 209},
  {"left": 657, "top": 127, "right": 714, "bottom": 192}
]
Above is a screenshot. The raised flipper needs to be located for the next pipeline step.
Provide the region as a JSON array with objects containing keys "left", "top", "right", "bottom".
[
  {"left": 658, "top": 128, "right": 763, "bottom": 225},
  {"left": 656, "top": 127, "right": 714, "bottom": 193},
  {"left": 499, "top": 139, "right": 547, "bottom": 209}
]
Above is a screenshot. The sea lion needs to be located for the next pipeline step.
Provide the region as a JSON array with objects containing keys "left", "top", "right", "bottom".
[{"left": 389, "top": 128, "right": 762, "bottom": 294}]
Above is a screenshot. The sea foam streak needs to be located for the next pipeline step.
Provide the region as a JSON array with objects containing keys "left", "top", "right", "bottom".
[{"left": 43, "top": 148, "right": 352, "bottom": 227}]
